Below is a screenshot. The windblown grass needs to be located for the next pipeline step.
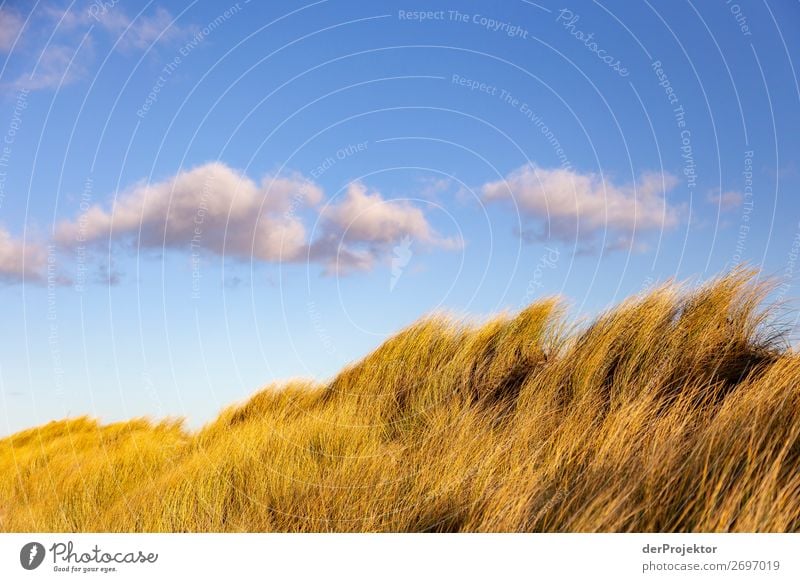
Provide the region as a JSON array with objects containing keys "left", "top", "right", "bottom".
[{"left": 2, "top": 268, "right": 799, "bottom": 532}]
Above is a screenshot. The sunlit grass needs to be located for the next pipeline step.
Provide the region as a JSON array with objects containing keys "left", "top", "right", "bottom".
[{"left": 2, "top": 268, "right": 798, "bottom": 532}]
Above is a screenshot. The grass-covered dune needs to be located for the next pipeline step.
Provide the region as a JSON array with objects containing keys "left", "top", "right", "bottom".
[{"left": 2, "top": 268, "right": 799, "bottom": 532}]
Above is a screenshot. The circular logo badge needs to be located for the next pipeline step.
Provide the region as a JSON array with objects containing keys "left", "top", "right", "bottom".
[{"left": 20, "top": 542, "right": 46, "bottom": 570}]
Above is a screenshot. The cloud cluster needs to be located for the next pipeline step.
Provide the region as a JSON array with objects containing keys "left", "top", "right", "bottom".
[
  {"left": 482, "top": 164, "right": 681, "bottom": 251},
  {"left": 0, "top": 227, "right": 46, "bottom": 284},
  {"left": 0, "top": 160, "right": 691, "bottom": 285},
  {"left": 53, "top": 162, "right": 456, "bottom": 277}
]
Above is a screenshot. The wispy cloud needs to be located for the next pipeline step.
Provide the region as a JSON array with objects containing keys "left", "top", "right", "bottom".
[
  {"left": 5, "top": 2, "right": 190, "bottom": 91},
  {"left": 417, "top": 176, "right": 453, "bottom": 199},
  {"left": 482, "top": 164, "right": 682, "bottom": 253},
  {"left": 707, "top": 189, "right": 743, "bottom": 212},
  {"left": 58, "top": 4, "right": 186, "bottom": 52},
  {"left": 14, "top": 43, "right": 92, "bottom": 91},
  {"left": 0, "top": 7, "right": 24, "bottom": 53}
]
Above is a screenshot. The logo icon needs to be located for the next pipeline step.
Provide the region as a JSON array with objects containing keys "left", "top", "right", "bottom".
[
  {"left": 390, "top": 236, "right": 414, "bottom": 291},
  {"left": 20, "top": 542, "right": 45, "bottom": 570}
]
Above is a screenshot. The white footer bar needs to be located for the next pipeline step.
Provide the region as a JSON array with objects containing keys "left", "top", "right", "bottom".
[{"left": 1, "top": 533, "right": 797, "bottom": 581}]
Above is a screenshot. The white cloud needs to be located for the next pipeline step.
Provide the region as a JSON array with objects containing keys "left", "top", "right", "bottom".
[
  {"left": 482, "top": 164, "right": 681, "bottom": 251},
  {"left": 311, "top": 182, "right": 461, "bottom": 274},
  {"left": 707, "top": 189, "right": 743, "bottom": 212},
  {"left": 0, "top": 227, "right": 46, "bottom": 283},
  {"left": 0, "top": 8, "right": 24, "bottom": 52},
  {"left": 55, "top": 162, "right": 323, "bottom": 262},
  {"left": 323, "top": 182, "right": 439, "bottom": 245}
]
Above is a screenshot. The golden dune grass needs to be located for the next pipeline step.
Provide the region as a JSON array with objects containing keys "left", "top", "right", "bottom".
[{"left": 2, "top": 268, "right": 799, "bottom": 532}]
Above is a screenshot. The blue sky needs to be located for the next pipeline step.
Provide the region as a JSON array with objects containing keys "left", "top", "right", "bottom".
[{"left": 1, "top": 0, "right": 799, "bottom": 435}]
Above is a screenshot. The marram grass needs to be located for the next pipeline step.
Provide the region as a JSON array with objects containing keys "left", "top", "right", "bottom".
[{"left": 2, "top": 268, "right": 799, "bottom": 532}]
